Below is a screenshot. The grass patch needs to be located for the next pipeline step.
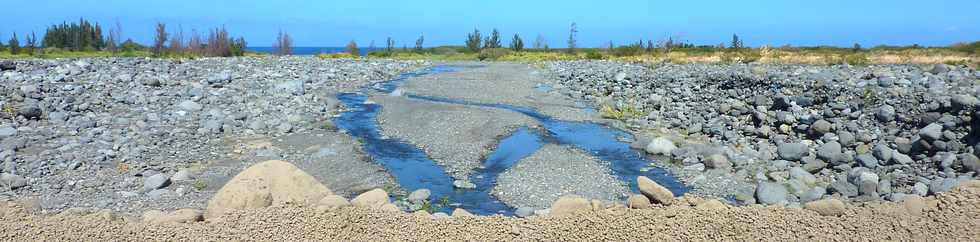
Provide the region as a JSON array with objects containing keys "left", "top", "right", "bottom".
[{"left": 600, "top": 104, "right": 645, "bottom": 120}]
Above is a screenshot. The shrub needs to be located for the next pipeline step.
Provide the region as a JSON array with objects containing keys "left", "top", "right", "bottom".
[
  {"left": 843, "top": 53, "right": 870, "bottom": 65},
  {"left": 478, "top": 48, "right": 511, "bottom": 60},
  {"left": 600, "top": 104, "right": 645, "bottom": 120},
  {"left": 585, "top": 50, "right": 605, "bottom": 60}
]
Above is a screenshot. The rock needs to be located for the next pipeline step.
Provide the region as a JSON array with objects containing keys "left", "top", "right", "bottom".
[
  {"left": 855, "top": 154, "right": 879, "bottom": 169},
  {"left": 0, "top": 127, "right": 16, "bottom": 138},
  {"left": 876, "top": 105, "right": 896, "bottom": 122},
  {"left": 142, "top": 209, "right": 204, "bottom": 224},
  {"left": 408, "top": 189, "right": 431, "bottom": 204},
  {"left": 703, "top": 154, "right": 732, "bottom": 169},
  {"left": 837, "top": 131, "right": 855, "bottom": 147},
  {"left": 452, "top": 208, "right": 474, "bottom": 217},
  {"left": 803, "top": 199, "right": 845, "bottom": 216},
  {"left": 645, "top": 137, "right": 677, "bottom": 156},
  {"left": 637, "top": 176, "right": 674, "bottom": 205},
  {"left": 918, "top": 123, "right": 943, "bottom": 142},
  {"left": 316, "top": 195, "right": 350, "bottom": 211},
  {"left": 789, "top": 167, "right": 817, "bottom": 184},
  {"left": 928, "top": 178, "right": 959, "bottom": 195},
  {"left": 351, "top": 188, "right": 390, "bottom": 209},
  {"left": 951, "top": 95, "right": 979, "bottom": 111},
  {"left": 431, "top": 212, "right": 450, "bottom": 219},
  {"left": 178, "top": 100, "right": 203, "bottom": 112},
  {"left": 453, "top": 180, "right": 476, "bottom": 189},
  {"left": 379, "top": 203, "right": 401, "bottom": 213},
  {"left": 892, "top": 152, "right": 913, "bottom": 165},
  {"left": 695, "top": 199, "right": 727, "bottom": 210},
  {"left": 0, "top": 173, "right": 27, "bottom": 189},
  {"left": 205, "top": 160, "right": 332, "bottom": 219},
  {"left": 15, "top": 100, "right": 42, "bottom": 119},
  {"left": 207, "top": 71, "right": 232, "bottom": 86},
  {"left": 961, "top": 154, "right": 980, "bottom": 173},
  {"left": 626, "top": 194, "right": 650, "bottom": 209},
  {"left": 171, "top": 170, "right": 193, "bottom": 182},
  {"left": 755, "top": 182, "right": 789, "bottom": 205},
  {"left": 549, "top": 195, "right": 591, "bottom": 216},
  {"left": 143, "top": 174, "right": 171, "bottom": 192},
  {"left": 777, "top": 142, "right": 807, "bottom": 161},
  {"left": 829, "top": 179, "right": 859, "bottom": 198},
  {"left": 810, "top": 120, "right": 832, "bottom": 136},
  {"left": 872, "top": 145, "right": 894, "bottom": 163},
  {"left": 816, "top": 141, "right": 842, "bottom": 164},
  {"left": 929, "top": 64, "right": 949, "bottom": 74},
  {"left": 802, "top": 159, "right": 827, "bottom": 173},
  {"left": 800, "top": 187, "right": 826, "bottom": 202},
  {"left": 515, "top": 207, "right": 534, "bottom": 218}
]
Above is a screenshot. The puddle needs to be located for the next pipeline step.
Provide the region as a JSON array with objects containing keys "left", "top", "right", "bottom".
[{"left": 334, "top": 65, "right": 688, "bottom": 216}]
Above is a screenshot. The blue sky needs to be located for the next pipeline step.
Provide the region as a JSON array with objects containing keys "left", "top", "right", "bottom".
[{"left": 2, "top": 0, "right": 978, "bottom": 47}]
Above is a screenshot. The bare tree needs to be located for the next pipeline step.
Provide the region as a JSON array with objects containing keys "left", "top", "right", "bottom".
[
  {"left": 169, "top": 25, "right": 184, "bottom": 54},
  {"left": 384, "top": 37, "right": 394, "bottom": 55},
  {"left": 533, "top": 34, "right": 547, "bottom": 49},
  {"left": 415, "top": 35, "right": 424, "bottom": 52},
  {"left": 25, "top": 32, "right": 37, "bottom": 55},
  {"left": 106, "top": 19, "right": 122, "bottom": 53},
  {"left": 188, "top": 29, "right": 202, "bottom": 55},
  {"left": 153, "top": 22, "right": 168, "bottom": 56},
  {"left": 273, "top": 30, "right": 293, "bottom": 56},
  {"left": 567, "top": 22, "right": 578, "bottom": 54},
  {"left": 207, "top": 26, "right": 232, "bottom": 57},
  {"left": 345, "top": 40, "right": 358, "bottom": 56}
]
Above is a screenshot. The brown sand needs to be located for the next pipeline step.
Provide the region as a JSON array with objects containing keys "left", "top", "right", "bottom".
[{"left": 2, "top": 182, "right": 979, "bottom": 241}]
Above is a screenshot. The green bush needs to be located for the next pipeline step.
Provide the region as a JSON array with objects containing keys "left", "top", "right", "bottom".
[
  {"left": 478, "top": 48, "right": 511, "bottom": 60},
  {"left": 843, "top": 53, "right": 870, "bottom": 65},
  {"left": 585, "top": 50, "right": 605, "bottom": 60}
]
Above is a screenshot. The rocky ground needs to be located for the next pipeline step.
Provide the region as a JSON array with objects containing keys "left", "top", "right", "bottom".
[
  {"left": 0, "top": 57, "right": 424, "bottom": 213},
  {"left": 546, "top": 60, "right": 980, "bottom": 206},
  {"left": 494, "top": 144, "right": 628, "bottom": 210}
]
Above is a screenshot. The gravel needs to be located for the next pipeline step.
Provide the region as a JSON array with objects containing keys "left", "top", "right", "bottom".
[{"left": 493, "top": 144, "right": 628, "bottom": 210}]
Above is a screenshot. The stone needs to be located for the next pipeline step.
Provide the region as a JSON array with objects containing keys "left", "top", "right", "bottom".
[
  {"left": 855, "top": 154, "right": 879, "bottom": 169},
  {"left": 892, "top": 152, "right": 913, "bottom": 165},
  {"left": 379, "top": 203, "right": 401, "bottom": 213},
  {"left": 803, "top": 199, "right": 845, "bottom": 216},
  {"left": 142, "top": 209, "right": 204, "bottom": 224},
  {"left": 316, "top": 195, "right": 350, "bottom": 211},
  {"left": 143, "top": 174, "right": 171, "bottom": 192},
  {"left": 177, "top": 100, "right": 203, "bottom": 112},
  {"left": 171, "top": 170, "right": 193, "bottom": 182},
  {"left": 802, "top": 159, "right": 827, "bottom": 173},
  {"left": 929, "top": 64, "right": 949, "bottom": 74},
  {"left": 645, "top": 137, "right": 677, "bottom": 156},
  {"left": 872, "top": 145, "right": 893, "bottom": 164},
  {"left": 408, "top": 189, "right": 431, "bottom": 204},
  {"left": 810, "top": 120, "right": 832, "bottom": 136},
  {"left": 961, "top": 154, "right": 980, "bottom": 173},
  {"left": 789, "top": 167, "right": 817, "bottom": 185},
  {"left": 626, "top": 194, "right": 650, "bottom": 209},
  {"left": 274, "top": 80, "right": 305, "bottom": 96},
  {"left": 837, "top": 131, "right": 855, "bottom": 147},
  {"left": 951, "top": 94, "right": 979, "bottom": 111},
  {"left": 928, "top": 178, "right": 959, "bottom": 195},
  {"left": 755, "top": 182, "right": 789, "bottom": 205},
  {"left": 637, "top": 176, "right": 674, "bottom": 205},
  {"left": 549, "top": 195, "right": 591, "bottom": 216},
  {"left": 703, "top": 154, "right": 732, "bottom": 169},
  {"left": 777, "top": 142, "right": 807, "bottom": 161},
  {"left": 816, "top": 141, "right": 842, "bottom": 164},
  {"left": 829, "top": 180, "right": 858, "bottom": 197},
  {"left": 453, "top": 180, "right": 476, "bottom": 189},
  {"left": 918, "top": 123, "right": 943, "bottom": 142},
  {"left": 695, "top": 199, "right": 727, "bottom": 210},
  {"left": 800, "top": 187, "right": 826, "bottom": 202},
  {"left": 452, "top": 208, "right": 474, "bottom": 217},
  {"left": 205, "top": 160, "right": 332, "bottom": 219},
  {"left": 0, "top": 173, "right": 27, "bottom": 189},
  {"left": 0, "top": 127, "right": 16, "bottom": 137},
  {"left": 351, "top": 188, "right": 390, "bottom": 209},
  {"left": 514, "top": 207, "right": 534, "bottom": 218},
  {"left": 876, "top": 105, "right": 896, "bottom": 122}
]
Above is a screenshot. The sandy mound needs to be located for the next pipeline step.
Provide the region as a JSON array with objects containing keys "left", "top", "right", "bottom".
[{"left": 205, "top": 160, "right": 332, "bottom": 219}]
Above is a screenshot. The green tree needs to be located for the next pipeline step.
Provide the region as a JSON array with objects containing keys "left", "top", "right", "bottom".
[
  {"left": 415, "top": 35, "right": 424, "bottom": 52},
  {"left": 567, "top": 22, "right": 578, "bottom": 54},
  {"left": 25, "top": 32, "right": 37, "bottom": 55},
  {"left": 8, "top": 32, "right": 20, "bottom": 55},
  {"left": 385, "top": 37, "right": 395, "bottom": 55},
  {"left": 465, "top": 28, "right": 482, "bottom": 53},
  {"left": 346, "top": 40, "right": 359, "bottom": 56},
  {"left": 730, "top": 34, "right": 743, "bottom": 50},
  {"left": 153, "top": 22, "right": 168, "bottom": 56},
  {"left": 853, "top": 43, "right": 862, "bottom": 52},
  {"left": 510, "top": 34, "right": 524, "bottom": 51},
  {"left": 484, "top": 28, "right": 501, "bottom": 49}
]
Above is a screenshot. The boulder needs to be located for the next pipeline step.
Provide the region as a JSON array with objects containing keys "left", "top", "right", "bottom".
[
  {"left": 408, "top": 189, "right": 431, "bottom": 204},
  {"left": 549, "top": 195, "right": 591, "bottom": 216},
  {"left": 626, "top": 194, "right": 650, "bottom": 209},
  {"left": 143, "top": 174, "right": 171, "bottom": 192},
  {"left": 695, "top": 199, "right": 727, "bottom": 210},
  {"left": 177, "top": 100, "right": 203, "bottom": 112},
  {"left": 645, "top": 137, "right": 677, "bottom": 156},
  {"left": 755, "top": 182, "right": 789, "bottom": 205},
  {"left": 777, "top": 142, "right": 807, "bottom": 161},
  {"left": 876, "top": 105, "right": 896, "bottom": 122},
  {"left": 816, "top": 141, "right": 843, "bottom": 164},
  {"left": 810, "top": 120, "right": 833, "bottom": 136},
  {"left": 514, "top": 207, "right": 534, "bottom": 218},
  {"left": 0, "top": 173, "right": 27, "bottom": 189},
  {"left": 703, "top": 154, "right": 732, "bottom": 169},
  {"left": 316, "top": 195, "right": 350, "bottom": 211},
  {"left": 918, "top": 123, "right": 943, "bottom": 142},
  {"left": 351, "top": 188, "right": 390, "bottom": 209},
  {"left": 803, "top": 199, "right": 845, "bottom": 216},
  {"left": 637, "top": 176, "right": 674, "bottom": 205},
  {"left": 205, "top": 160, "right": 332, "bottom": 219}
]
